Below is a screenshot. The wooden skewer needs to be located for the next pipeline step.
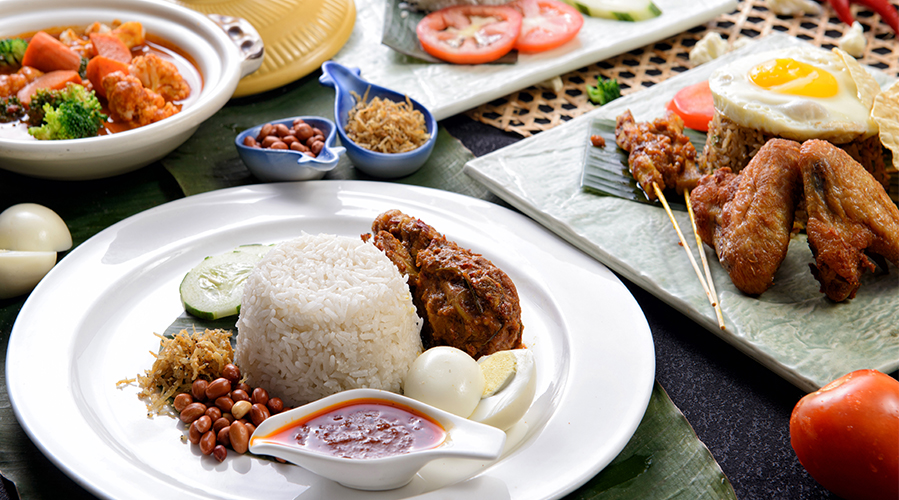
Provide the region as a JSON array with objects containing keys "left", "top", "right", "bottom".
[
  {"left": 684, "top": 191, "right": 726, "bottom": 330},
  {"left": 652, "top": 183, "right": 713, "bottom": 305}
]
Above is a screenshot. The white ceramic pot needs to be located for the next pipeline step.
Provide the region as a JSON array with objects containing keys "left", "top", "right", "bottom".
[{"left": 0, "top": 0, "right": 263, "bottom": 180}]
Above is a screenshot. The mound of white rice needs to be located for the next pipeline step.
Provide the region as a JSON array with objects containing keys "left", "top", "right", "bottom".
[{"left": 234, "top": 234, "right": 423, "bottom": 406}]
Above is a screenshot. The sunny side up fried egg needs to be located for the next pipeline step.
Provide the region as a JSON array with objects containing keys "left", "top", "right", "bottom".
[{"left": 709, "top": 46, "right": 879, "bottom": 144}]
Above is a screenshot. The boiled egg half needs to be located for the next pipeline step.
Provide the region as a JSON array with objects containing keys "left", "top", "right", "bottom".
[
  {"left": 709, "top": 46, "right": 879, "bottom": 143},
  {"left": 469, "top": 349, "right": 536, "bottom": 431},
  {"left": 0, "top": 204, "right": 72, "bottom": 299}
]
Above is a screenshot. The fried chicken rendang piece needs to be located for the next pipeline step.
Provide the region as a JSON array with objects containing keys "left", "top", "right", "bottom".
[
  {"left": 364, "top": 210, "right": 523, "bottom": 359},
  {"left": 691, "top": 138, "right": 803, "bottom": 295},
  {"left": 799, "top": 140, "right": 899, "bottom": 302},
  {"left": 615, "top": 109, "right": 705, "bottom": 200}
]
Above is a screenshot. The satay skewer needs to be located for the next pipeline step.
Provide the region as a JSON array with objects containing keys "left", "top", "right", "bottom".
[
  {"left": 652, "top": 183, "right": 714, "bottom": 306},
  {"left": 685, "top": 191, "right": 725, "bottom": 330}
]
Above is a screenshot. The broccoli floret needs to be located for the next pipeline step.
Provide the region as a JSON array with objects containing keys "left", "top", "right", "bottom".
[
  {"left": 0, "top": 38, "right": 27, "bottom": 69},
  {"left": 1, "top": 96, "right": 25, "bottom": 123},
  {"left": 26, "top": 88, "right": 62, "bottom": 127},
  {"left": 587, "top": 78, "right": 622, "bottom": 106},
  {"left": 27, "top": 83, "right": 107, "bottom": 140}
]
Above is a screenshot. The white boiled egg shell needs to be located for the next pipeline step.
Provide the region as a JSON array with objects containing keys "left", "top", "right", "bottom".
[
  {"left": 468, "top": 349, "right": 536, "bottom": 430},
  {"left": 404, "top": 346, "right": 486, "bottom": 417},
  {"left": 709, "top": 46, "right": 879, "bottom": 143},
  {"left": 0, "top": 250, "right": 57, "bottom": 299},
  {"left": 0, "top": 203, "right": 72, "bottom": 252}
]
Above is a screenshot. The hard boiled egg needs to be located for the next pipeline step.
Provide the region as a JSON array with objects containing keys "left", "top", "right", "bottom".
[
  {"left": 0, "top": 250, "right": 57, "bottom": 299},
  {"left": 709, "top": 46, "right": 879, "bottom": 143},
  {"left": 404, "top": 346, "right": 486, "bottom": 417},
  {"left": 0, "top": 203, "right": 72, "bottom": 252},
  {"left": 469, "top": 349, "right": 536, "bottom": 430},
  {"left": 0, "top": 204, "right": 72, "bottom": 299}
]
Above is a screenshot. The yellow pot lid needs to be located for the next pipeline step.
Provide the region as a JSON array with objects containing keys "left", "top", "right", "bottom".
[{"left": 168, "top": 0, "right": 356, "bottom": 97}]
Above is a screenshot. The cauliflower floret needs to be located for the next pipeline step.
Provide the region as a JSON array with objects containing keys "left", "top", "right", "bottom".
[
  {"left": 689, "top": 32, "right": 729, "bottom": 66},
  {"left": 838, "top": 22, "right": 866, "bottom": 58},
  {"left": 111, "top": 21, "right": 145, "bottom": 49},
  {"left": 0, "top": 66, "right": 43, "bottom": 98},
  {"left": 766, "top": 0, "right": 821, "bottom": 15},
  {"left": 129, "top": 53, "right": 190, "bottom": 102},
  {"left": 102, "top": 71, "right": 179, "bottom": 126}
]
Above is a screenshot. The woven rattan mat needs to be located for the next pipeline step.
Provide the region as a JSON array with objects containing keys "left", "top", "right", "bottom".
[{"left": 468, "top": 0, "right": 898, "bottom": 137}]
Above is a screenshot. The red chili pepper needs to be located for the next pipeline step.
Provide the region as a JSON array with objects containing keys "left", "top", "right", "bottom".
[
  {"left": 825, "top": 0, "right": 899, "bottom": 34},
  {"left": 826, "top": 0, "right": 855, "bottom": 26},
  {"left": 853, "top": 0, "right": 899, "bottom": 34}
]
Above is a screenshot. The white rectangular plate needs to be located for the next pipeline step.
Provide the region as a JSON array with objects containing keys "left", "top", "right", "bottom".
[
  {"left": 333, "top": 0, "right": 738, "bottom": 120},
  {"left": 463, "top": 33, "right": 899, "bottom": 392}
]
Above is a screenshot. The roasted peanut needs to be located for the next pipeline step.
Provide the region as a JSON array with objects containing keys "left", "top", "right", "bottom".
[
  {"left": 194, "top": 415, "right": 212, "bottom": 434},
  {"left": 274, "top": 123, "right": 290, "bottom": 137},
  {"left": 173, "top": 393, "right": 193, "bottom": 412},
  {"left": 290, "top": 142, "right": 309, "bottom": 153},
  {"left": 200, "top": 430, "right": 217, "bottom": 455},
  {"left": 267, "top": 397, "right": 284, "bottom": 414},
  {"left": 180, "top": 402, "right": 207, "bottom": 424},
  {"left": 213, "top": 445, "right": 227, "bottom": 463},
  {"left": 294, "top": 123, "right": 313, "bottom": 141},
  {"left": 231, "top": 400, "right": 252, "bottom": 420},
  {"left": 230, "top": 389, "right": 249, "bottom": 402},
  {"left": 213, "top": 417, "right": 231, "bottom": 433},
  {"left": 250, "top": 403, "right": 270, "bottom": 426},
  {"left": 237, "top": 382, "right": 251, "bottom": 394},
  {"left": 259, "top": 123, "right": 273, "bottom": 139},
  {"left": 205, "top": 378, "right": 231, "bottom": 400},
  {"left": 245, "top": 422, "right": 256, "bottom": 435},
  {"left": 188, "top": 421, "right": 202, "bottom": 444},
  {"left": 310, "top": 140, "right": 324, "bottom": 155},
  {"left": 217, "top": 426, "right": 231, "bottom": 447},
  {"left": 222, "top": 363, "right": 240, "bottom": 382},
  {"left": 205, "top": 406, "right": 222, "bottom": 422},
  {"left": 191, "top": 380, "right": 208, "bottom": 401},
  {"left": 251, "top": 388, "right": 269, "bottom": 406},
  {"left": 230, "top": 421, "right": 249, "bottom": 454},
  {"left": 215, "top": 396, "right": 234, "bottom": 413},
  {"left": 243, "top": 136, "right": 257, "bottom": 147},
  {"left": 270, "top": 141, "right": 288, "bottom": 150}
]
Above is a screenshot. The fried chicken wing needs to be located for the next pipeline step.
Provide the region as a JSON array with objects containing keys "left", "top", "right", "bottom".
[
  {"left": 799, "top": 140, "right": 899, "bottom": 301},
  {"left": 691, "top": 138, "right": 802, "bottom": 295},
  {"left": 102, "top": 71, "right": 178, "bottom": 126},
  {"left": 615, "top": 109, "right": 705, "bottom": 199},
  {"left": 129, "top": 53, "right": 190, "bottom": 102},
  {"left": 363, "top": 210, "right": 523, "bottom": 358}
]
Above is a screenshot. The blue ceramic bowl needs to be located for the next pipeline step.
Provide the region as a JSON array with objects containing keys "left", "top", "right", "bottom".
[
  {"left": 320, "top": 61, "right": 437, "bottom": 179},
  {"left": 235, "top": 116, "right": 345, "bottom": 182}
]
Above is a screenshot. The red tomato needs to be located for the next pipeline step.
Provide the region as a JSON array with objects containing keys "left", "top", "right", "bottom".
[
  {"left": 416, "top": 5, "right": 522, "bottom": 65},
  {"left": 790, "top": 369, "right": 899, "bottom": 500},
  {"left": 508, "top": 0, "right": 583, "bottom": 53},
  {"left": 665, "top": 80, "right": 715, "bottom": 132}
]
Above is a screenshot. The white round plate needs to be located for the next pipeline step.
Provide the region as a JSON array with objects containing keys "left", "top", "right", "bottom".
[{"left": 6, "top": 181, "right": 654, "bottom": 500}]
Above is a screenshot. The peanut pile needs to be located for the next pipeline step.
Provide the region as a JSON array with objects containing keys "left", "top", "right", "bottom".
[{"left": 174, "top": 362, "right": 287, "bottom": 462}]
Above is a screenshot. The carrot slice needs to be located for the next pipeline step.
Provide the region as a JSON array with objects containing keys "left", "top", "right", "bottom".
[
  {"left": 16, "top": 70, "right": 82, "bottom": 105},
  {"left": 89, "top": 33, "right": 132, "bottom": 64},
  {"left": 85, "top": 56, "right": 130, "bottom": 98},
  {"left": 20, "top": 32, "right": 82, "bottom": 73}
]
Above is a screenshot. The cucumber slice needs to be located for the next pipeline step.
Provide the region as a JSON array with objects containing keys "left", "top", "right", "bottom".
[
  {"left": 563, "top": 0, "right": 662, "bottom": 21},
  {"left": 180, "top": 248, "right": 267, "bottom": 320}
]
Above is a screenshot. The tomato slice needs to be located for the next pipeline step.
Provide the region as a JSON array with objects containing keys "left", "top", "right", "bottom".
[
  {"left": 665, "top": 80, "right": 715, "bottom": 132},
  {"left": 509, "top": 0, "right": 583, "bottom": 54},
  {"left": 416, "top": 5, "right": 523, "bottom": 65}
]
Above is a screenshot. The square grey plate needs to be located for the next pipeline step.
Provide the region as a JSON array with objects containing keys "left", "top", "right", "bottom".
[{"left": 463, "top": 33, "right": 899, "bottom": 392}]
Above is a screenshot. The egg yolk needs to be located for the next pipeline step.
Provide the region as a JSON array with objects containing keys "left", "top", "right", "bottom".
[{"left": 749, "top": 58, "right": 839, "bottom": 98}]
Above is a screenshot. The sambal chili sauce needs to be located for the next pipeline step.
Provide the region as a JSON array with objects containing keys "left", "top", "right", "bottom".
[{"left": 255, "top": 398, "right": 447, "bottom": 459}]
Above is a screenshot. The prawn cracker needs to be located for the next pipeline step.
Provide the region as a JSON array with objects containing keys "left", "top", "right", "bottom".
[{"left": 872, "top": 80, "right": 899, "bottom": 174}]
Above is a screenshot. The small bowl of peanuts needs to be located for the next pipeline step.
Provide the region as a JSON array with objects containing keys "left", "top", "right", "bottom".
[{"left": 235, "top": 116, "right": 345, "bottom": 182}]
